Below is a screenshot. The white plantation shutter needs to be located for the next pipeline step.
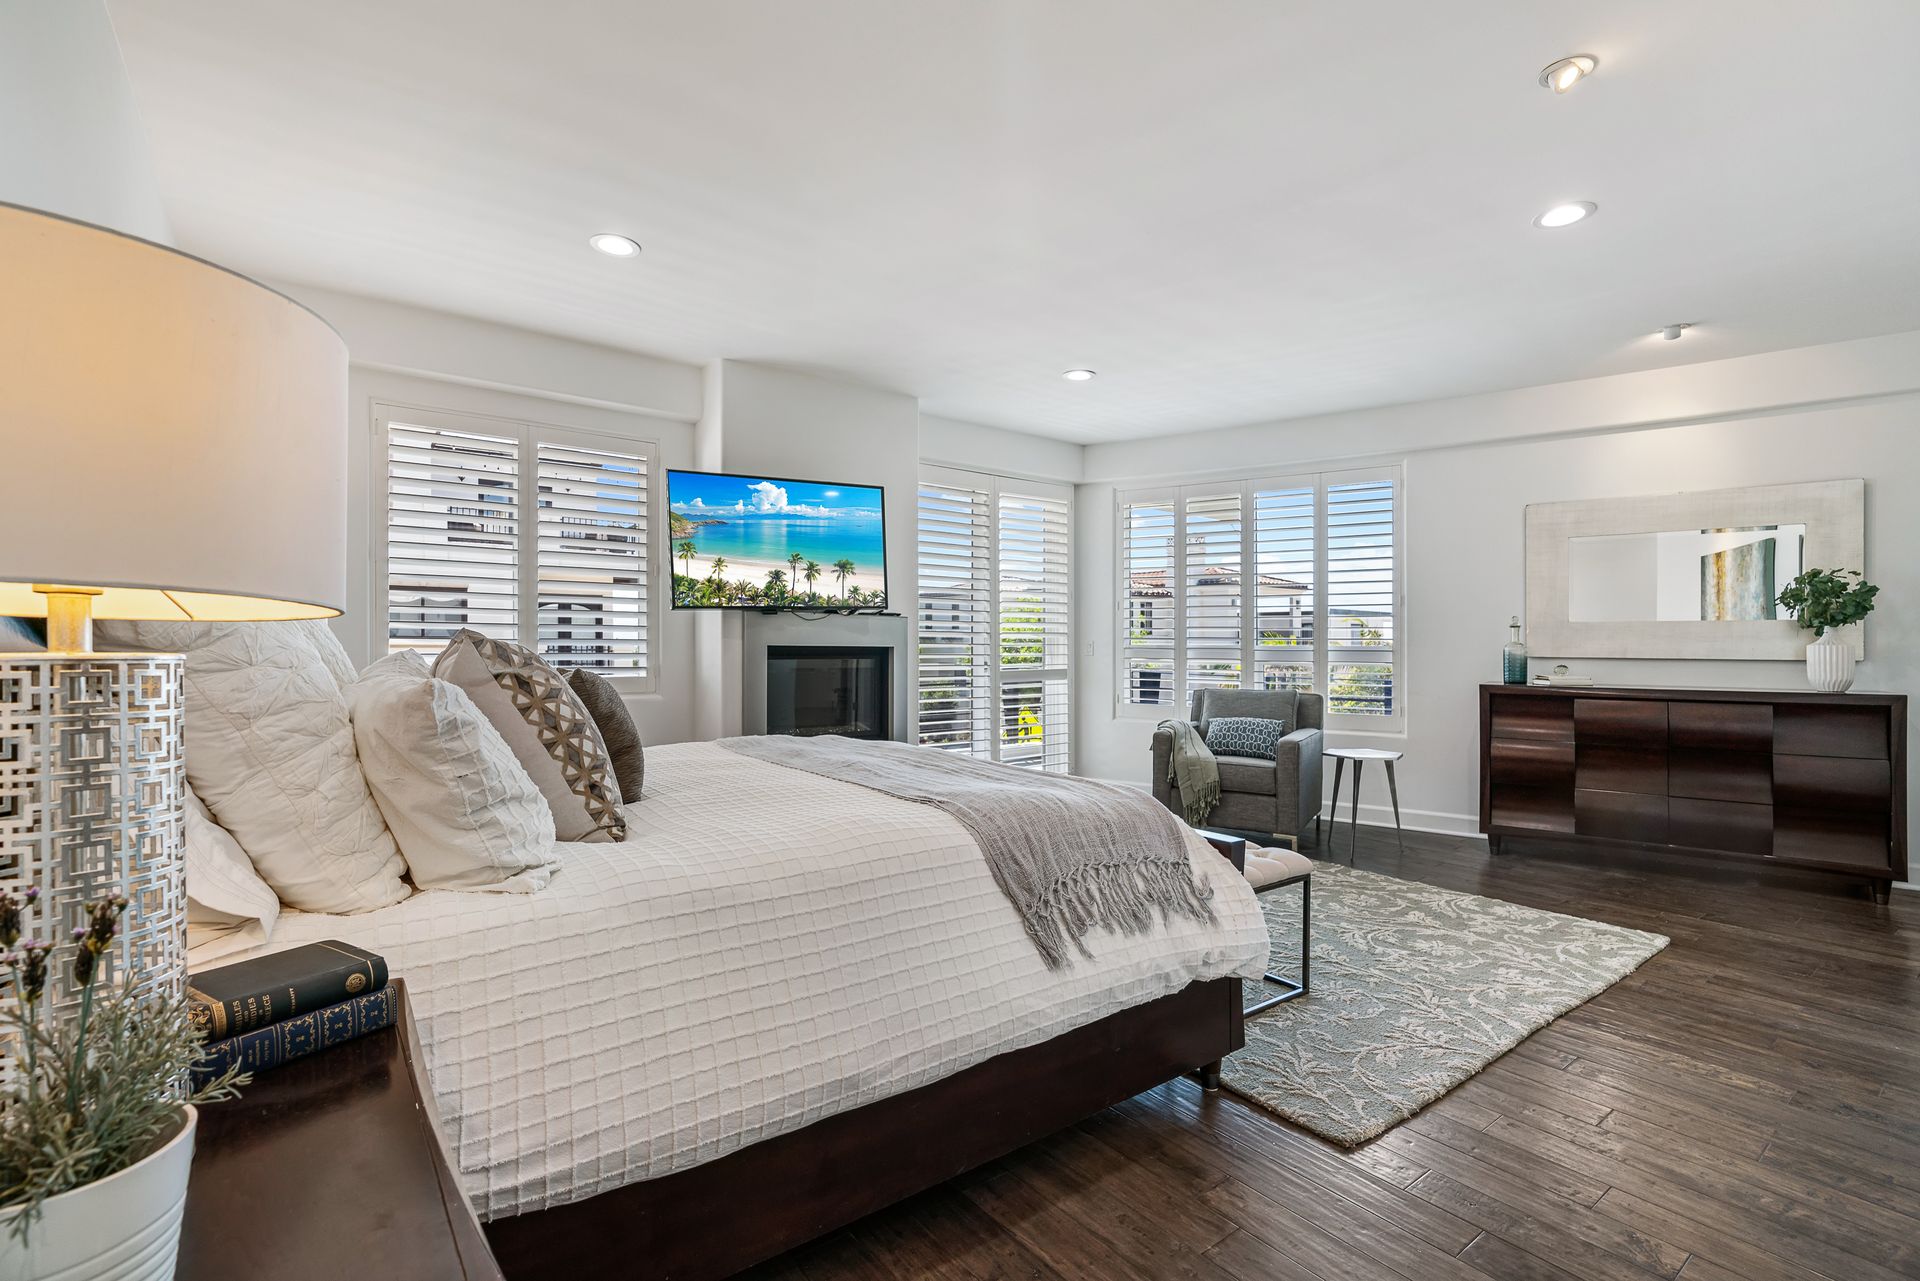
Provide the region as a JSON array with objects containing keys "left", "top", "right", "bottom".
[
  {"left": 385, "top": 421, "right": 521, "bottom": 659},
  {"left": 1253, "top": 483, "right": 1317, "bottom": 693},
  {"left": 378, "top": 406, "right": 658, "bottom": 691},
  {"left": 1326, "top": 475, "right": 1397, "bottom": 718},
  {"left": 1119, "top": 496, "right": 1176, "bottom": 707},
  {"left": 916, "top": 475, "right": 993, "bottom": 756},
  {"left": 1182, "top": 491, "right": 1244, "bottom": 696},
  {"left": 917, "top": 467, "right": 1073, "bottom": 771},
  {"left": 535, "top": 439, "right": 649, "bottom": 674},
  {"left": 997, "top": 487, "right": 1071, "bottom": 771},
  {"left": 1118, "top": 466, "right": 1401, "bottom": 729}
]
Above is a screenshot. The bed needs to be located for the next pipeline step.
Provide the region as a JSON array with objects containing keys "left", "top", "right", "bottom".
[{"left": 231, "top": 740, "right": 1268, "bottom": 1278}]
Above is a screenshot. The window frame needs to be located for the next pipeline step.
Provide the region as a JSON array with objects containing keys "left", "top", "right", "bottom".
[
  {"left": 371, "top": 401, "right": 661, "bottom": 695},
  {"left": 1115, "top": 463, "right": 1404, "bottom": 733},
  {"left": 917, "top": 464, "right": 1074, "bottom": 772}
]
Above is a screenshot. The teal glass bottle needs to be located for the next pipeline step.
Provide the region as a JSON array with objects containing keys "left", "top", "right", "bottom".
[{"left": 1502, "top": 616, "right": 1528, "bottom": 684}]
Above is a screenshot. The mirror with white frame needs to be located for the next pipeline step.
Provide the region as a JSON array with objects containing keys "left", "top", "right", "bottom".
[{"left": 1525, "top": 480, "right": 1864, "bottom": 660}]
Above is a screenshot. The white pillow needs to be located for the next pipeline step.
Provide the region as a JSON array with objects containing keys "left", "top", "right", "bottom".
[
  {"left": 97, "top": 620, "right": 411, "bottom": 913},
  {"left": 183, "top": 783, "right": 280, "bottom": 949},
  {"left": 348, "top": 652, "right": 559, "bottom": 893}
]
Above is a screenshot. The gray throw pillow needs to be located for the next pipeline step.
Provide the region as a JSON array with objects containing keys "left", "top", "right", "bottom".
[
  {"left": 567, "top": 668, "right": 644, "bottom": 802},
  {"left": 432, "top": 630, "right": 626, "bottom": 843},
  {"left": 1203, "top": 715, "right": 1289, "bottom": 761}
]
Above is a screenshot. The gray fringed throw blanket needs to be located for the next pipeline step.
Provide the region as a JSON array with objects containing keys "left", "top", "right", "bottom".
[
  {"left": 717, "top": 735, "right": 1216, "bottom": 969},
  {"left": 1158, "top": 719, "right": 1219, "bottom": 827}
]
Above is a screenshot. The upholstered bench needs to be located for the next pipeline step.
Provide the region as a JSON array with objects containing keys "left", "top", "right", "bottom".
[{"left": 1243, "top": 845, "right": 1312, "bottom": 1015}]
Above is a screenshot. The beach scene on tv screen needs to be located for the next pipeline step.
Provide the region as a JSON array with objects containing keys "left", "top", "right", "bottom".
[{"left": 669, "top": 472, "right": 886, "bottom": 608}]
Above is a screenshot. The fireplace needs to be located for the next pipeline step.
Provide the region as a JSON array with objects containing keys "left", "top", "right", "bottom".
[{"left": 766, "top": 646, "right": 892, "bottom": 740}]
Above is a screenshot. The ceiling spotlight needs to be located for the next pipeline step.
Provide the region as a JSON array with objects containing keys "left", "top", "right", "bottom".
[
  {"left": 1662, "top": 323, "right": 1693, "bottom": 341},
  {"left": 589, "top": 233, "right": 642, "bottom": 258},
  {"left": 1539, "top": 54, "right": 1598, "bottom": 93},
  {"left": 1534, "top": 201, "right": 1597, "bottom": 229},
  {"left": 1062, "top": 369, "right": 1096, "bottom": 381}
]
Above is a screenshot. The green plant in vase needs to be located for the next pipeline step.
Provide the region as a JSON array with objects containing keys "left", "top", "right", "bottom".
[
  {"left": 1776, "top": 567, "right": 1878, "bottom": 693},
  {"left": 0, "top": 890, "right": 245, "bottom": 1246}
]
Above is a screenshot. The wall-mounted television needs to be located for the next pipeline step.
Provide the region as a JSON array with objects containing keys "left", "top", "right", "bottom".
[{"left": 667, "top": 469, "right": 887, "bottom": 610}]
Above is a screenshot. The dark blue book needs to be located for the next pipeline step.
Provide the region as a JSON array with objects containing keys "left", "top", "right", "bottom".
[
  {"left": 188, "top": 940, "right": 388, "bottom": 1039},
  {"left": 192, "top": 983, "right": 399, "bottom": 1090}
]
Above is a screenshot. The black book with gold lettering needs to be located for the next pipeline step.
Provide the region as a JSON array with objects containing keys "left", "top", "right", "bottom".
[{"left": 186, "top": 940, "right": 387, "bottom": 1039}]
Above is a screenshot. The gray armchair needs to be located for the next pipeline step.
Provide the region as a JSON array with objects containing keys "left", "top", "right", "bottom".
[{"left": 1152, "top": 689, "right": 1324, "bottom": 847}]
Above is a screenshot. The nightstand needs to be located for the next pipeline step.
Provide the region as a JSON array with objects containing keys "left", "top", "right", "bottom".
[{"left": 176, "top": 978, "right": 503, "bottom": 1281}]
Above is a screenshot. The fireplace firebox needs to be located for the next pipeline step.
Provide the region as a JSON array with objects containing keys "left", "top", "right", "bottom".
[{"left": 766, "top": 646, "right": 892, "bottom": 740}]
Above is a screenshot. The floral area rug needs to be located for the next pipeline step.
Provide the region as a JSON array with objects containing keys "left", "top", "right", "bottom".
[{"left": 1222, "top": 860, "right": 1668, "bottom": 1146}]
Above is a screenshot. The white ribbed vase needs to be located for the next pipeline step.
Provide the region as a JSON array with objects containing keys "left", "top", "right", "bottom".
[
  {"left": 0, "top": 1106, "right": 196, "bottom": 1280},
  {"left": 1805, "top": 633, "right": 1857, "bottom": 693}
]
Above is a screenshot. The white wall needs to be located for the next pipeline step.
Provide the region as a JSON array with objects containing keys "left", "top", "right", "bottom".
[
  {"left": 690, "top": 361, "right": 923, "bottom": 738},
  {"left": 1074, "top": 331, "right": 1920, "bottom": 890},
  {"left": 0, "top": 0, "right": 171, "bottom": 241},
  {"left": 920, "top": 413, "right": 1084, "bottom": 485}
]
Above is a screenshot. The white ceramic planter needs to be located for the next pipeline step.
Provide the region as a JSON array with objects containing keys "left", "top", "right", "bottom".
[
  {"left": 1806, "top": 632, "right": 1857, "bottom": 693},
  {"left": 0, "top": 1105, "right": 195, "bottom": 1281}
]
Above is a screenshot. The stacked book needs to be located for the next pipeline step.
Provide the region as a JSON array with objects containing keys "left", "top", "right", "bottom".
[{"left": 187, "top": 941, "right": 397, "bottom": 1089}]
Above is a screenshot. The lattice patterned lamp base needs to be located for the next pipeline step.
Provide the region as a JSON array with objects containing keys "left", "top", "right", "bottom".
[{"left": 0, "top": 653, "right": 186, "bottom": 1013}]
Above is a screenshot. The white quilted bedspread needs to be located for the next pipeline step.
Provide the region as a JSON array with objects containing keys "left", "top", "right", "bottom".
[{"left": 253, "top": 741, "right": 1268, "bottom": 1220}]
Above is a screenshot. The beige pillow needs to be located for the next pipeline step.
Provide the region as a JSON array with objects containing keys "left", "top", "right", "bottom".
[
  {"left": 96, "top": 620, "right": 411, "bottom": 912},
  {"left": 431, "top": 631, "right": 626, "bottom": 842},
  {"left": 349, "top": 652, "right": 560, "bottom": 891}
]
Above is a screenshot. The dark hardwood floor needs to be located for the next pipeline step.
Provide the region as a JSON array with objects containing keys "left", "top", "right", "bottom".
[{"left": 741, "top": 824, "right": 1920, "bottom": 1281}]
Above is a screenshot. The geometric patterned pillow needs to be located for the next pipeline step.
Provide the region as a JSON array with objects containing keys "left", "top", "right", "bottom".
[
  {"left": 1203, "top": 715, "right": 1290, "bottom": 761},
  {"left": 432, "top": 630, "right": 627, "bottom": 842}
]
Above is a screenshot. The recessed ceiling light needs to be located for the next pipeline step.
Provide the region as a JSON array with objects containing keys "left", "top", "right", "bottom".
[
  {"left": 589, "top": 233, "right": 641, "bottom": 258},
  {"left": 1539, "top": 54, "right": 1599, "bottom": 94},
  {"left": 1061, "top": 369, "right": 1096, "bottom": 381},
  {"left": 1534, "top": 201, "right": 1597, "bottom": 229},
  {"left": 1661, "top": 323, "right": 1693, "bottom": 341}
]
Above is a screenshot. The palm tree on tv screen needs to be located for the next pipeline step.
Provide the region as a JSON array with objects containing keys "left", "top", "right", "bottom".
[
  {"left": 787, "top": 550, "right": 804, "bottom": 590},
  {"left": 709, "top": 556, "right": 728, "bottom": 581},
  {"left": 803, "top": 560, "right": 822, "bottom": 598},
  {"left": 832, "top": 558, "right": 856, "bottom": 599},
  {"left": 766, "top": 568, "right": 787, "bottom": 596}
]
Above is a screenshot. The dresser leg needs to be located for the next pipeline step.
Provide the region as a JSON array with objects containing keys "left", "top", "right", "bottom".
[
  {"left": 1871, "top": 879, "right": 1891, "bottom": 905},
  {"left": 1487, "top": 835, "right": 1503, "bottom": 856},
  {"left": 1197, "top": 1060, "right": 1223, "bottom": 1091}
]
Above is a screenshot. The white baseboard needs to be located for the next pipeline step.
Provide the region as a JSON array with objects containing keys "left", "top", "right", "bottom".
[{"left": 1317, "top": 800, "right": 1481, "bottom": 839}]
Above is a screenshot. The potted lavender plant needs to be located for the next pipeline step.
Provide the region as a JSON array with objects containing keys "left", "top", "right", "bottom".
[{"left": 0, "top": 891, "right": 244, "bottom": 1279}]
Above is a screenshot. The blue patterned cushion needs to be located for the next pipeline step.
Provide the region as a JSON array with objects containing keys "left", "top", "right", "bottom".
[{"left": 1203, "top": 716, "right": 1289, "bottom": 761}]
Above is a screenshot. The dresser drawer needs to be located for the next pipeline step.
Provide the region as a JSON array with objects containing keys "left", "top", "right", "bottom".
[
  {"left": 1574, "top": 698, "right": 1668, "bottom": 746},
  {"left": 1774, "top": 703, "right": 1890, "bottom": 759},
  {"left": 1574, "top": 789, "right": 1667, "bottom": 844},
  {"left": 1669, "top": 798, "right": 1772, "bottom": 856},
  {"left": 1490, "top": 738, "right": 1574, "bottom": 789},
  {"left": 1669, "top": 750, "right": 1772, "bottom": 806},
  {"left": 1490, "top": 694, "right": 1574, "bottom": 742},
  {"left": 1670, "top": 702, "right": 1773, "bottom": 753},
  {"left": 1773, "top": 754, "right": 1892, "bottom": 811},
  {"left": 1576, "top": 744, "right": 1667, "bottom": 796}
]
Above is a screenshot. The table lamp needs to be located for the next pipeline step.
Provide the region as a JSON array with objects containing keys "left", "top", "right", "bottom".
[{"left": 0, "top": 203, "right": 347, "bottom": 1013}]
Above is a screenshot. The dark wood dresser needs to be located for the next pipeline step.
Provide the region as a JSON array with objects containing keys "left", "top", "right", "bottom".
[{"left": 1479, "top": 684, "right": 1908, "bottom": 902}]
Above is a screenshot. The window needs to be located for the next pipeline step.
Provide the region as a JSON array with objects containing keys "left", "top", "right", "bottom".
[
  {"left": 378, "top": 404, "right": 656, "bottom": 690},
  {"left": 917, "top": 466, "right": 1072, "bottom": 771},
  {"left": 1118, "top": 465, "right": 1400, "bottom": 730}
]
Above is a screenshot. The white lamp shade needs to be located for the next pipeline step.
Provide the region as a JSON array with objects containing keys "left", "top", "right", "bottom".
[{"left": 0, "top": 203, "right": 347, "bottom": 620}]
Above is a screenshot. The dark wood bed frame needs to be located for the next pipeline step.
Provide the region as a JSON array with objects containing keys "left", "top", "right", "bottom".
[{"left": 485, "top": 833, "right": 1248, "bottom": 1280}]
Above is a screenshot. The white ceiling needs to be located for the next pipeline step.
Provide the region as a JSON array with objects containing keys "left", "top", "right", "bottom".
[{"left": 109, "top": 1, "right": 1920, "bottom": 443}]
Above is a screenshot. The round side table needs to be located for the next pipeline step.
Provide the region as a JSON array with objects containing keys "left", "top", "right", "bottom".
[{"left": 1318, "top": 747, "right": 1405, "bottom": 864}]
